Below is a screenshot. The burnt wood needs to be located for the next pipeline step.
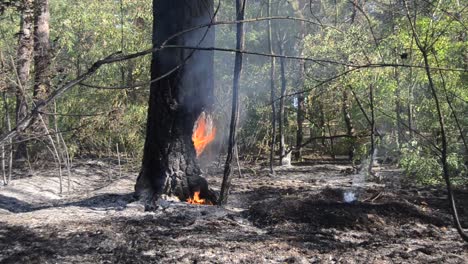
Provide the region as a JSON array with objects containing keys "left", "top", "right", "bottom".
[{"left": 136, "top": 0, "right": 217, "bottom": 206}]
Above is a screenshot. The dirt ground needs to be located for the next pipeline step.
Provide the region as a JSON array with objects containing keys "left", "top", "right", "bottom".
[{"left": 0, "top": 159, "right": 467, "bottom": 263}]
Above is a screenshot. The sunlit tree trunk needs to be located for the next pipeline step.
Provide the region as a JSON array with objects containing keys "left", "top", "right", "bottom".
[
  {"left": 33, "top": 0, "right": 51, "bottom": 101},
  {"left": 267, "top": 0, "right": 277, "bottom": 174},
  {"left": 136, "top": 0, "right": 217, "bottom": 205},
  {"left": 33, "top": 0, "right": 51, "bottom": 125},
  {"left": 295, "top": 67, "right": 305, "bottom": 161},
  {"left": 407, "top": 82, "right": 414, "bottom": 138},
  {"left": 342, "top": 89, "right": 355, "bottom": 160},
  {"left": 288, "top": 0, "right": 306, "bottom": 161},
  {"left": 15, "top": 0, "right": 34, "bottom": 159},
  {"left": 278, "top": 43, "right": 287, "bottom": 163},
  {"left": 318, "top": 101, "right": 326, "bottom": 146},
  {"left": 392, "top": 47, "right": 404, "bottom": 147}
]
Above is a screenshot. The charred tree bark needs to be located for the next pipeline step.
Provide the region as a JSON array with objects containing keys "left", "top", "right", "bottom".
[
  {"left": 15, "top": 0, "right": 34, "bottom": 159},
  {"left": 267, "top": 0, "right": 276, "bottom": 174},
  {"left": 218, "top": 0, "right": 246, "bottom": 205},
  {"left": 136, "top": 0, "right": 217, "bottom": 205}
]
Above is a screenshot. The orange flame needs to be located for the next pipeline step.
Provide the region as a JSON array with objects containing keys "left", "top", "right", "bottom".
[
  {"left": 192, "top": 113, "right": 216, "bottom": 157},
  {"left": 187, "top": 191, "right": 213, "bottom": 205}
]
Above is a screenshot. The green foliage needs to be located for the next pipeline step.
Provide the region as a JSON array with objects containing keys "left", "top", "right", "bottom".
[
  {"left": 400, "top": 141, "right": 467, "bottom": 185},
  {"left": 0, "top": 0, "right": 466, "bottom": 187},
  {"left": 400, "top": 141, "right": 442, "bottom": 185}
]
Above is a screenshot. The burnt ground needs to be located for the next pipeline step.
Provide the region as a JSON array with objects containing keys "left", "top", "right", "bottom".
[{"left": 0, "top": 159, "right": 467, "bottom": 263}]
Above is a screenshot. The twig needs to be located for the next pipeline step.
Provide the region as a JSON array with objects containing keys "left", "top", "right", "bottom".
[
  {"left": 116, "top": 143, "right": 122, "bottom": 178},
  {"left": 235, "top": 144, "right": 243, "bottom": 179},
  {"left": 38, "top": 114, "right": 63, "bottom": 194}
]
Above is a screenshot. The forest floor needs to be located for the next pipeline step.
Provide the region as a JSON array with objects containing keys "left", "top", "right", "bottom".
[{"left": 0, "top": 158, "right": 467, "bottom": 263}]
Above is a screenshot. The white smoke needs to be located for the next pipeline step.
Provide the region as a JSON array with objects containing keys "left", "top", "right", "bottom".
[
  {"left": 343, "top": 191, "right": 357, "bottom": 203},
  {"left": 343, "top": 148, "right": 379, "bottom": 203}
]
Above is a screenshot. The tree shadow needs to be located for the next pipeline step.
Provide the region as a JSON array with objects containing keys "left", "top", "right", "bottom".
[
  {"left": 0, "top": 195, "right": 38, "bottom": 213},
  {"left": 0, "top": 221, "right": 162, "bottom": 264},
  {"left": 0, "top": 193, "right": 135, "bottom": 213}
]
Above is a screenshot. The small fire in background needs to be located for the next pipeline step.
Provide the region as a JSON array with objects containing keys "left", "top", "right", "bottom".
[
  {"left": 187, "top": 191, "right": 213, "bottom": 205},
  {"left": 192, "top": 112, "right": 216, "bottom": 157}
]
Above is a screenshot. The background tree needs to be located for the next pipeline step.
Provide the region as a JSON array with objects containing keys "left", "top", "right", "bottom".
[
  {"left": 14, "top": 0, "right": 34, "bottom": 159},
  {"left": 32, "top": 0, "right": 51, "bottom": 108}
]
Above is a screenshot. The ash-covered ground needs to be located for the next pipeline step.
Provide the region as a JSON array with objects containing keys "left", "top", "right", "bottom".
[{"left": 0, "top": 159, "right": 467, "bottom": 263}]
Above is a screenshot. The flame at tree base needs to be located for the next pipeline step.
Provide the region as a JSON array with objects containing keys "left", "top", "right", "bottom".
[{"left": 187, "top": 191, "right": 213, "bottom": 205}]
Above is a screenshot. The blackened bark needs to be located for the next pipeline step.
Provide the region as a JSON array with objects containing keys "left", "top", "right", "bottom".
[
  {"left": 218, "top": 0, "right": 246, "bottom": 205},
  {"left": 136, "top": 0, "right": 217, "bottom": 204},
  {"left": 15, "top": 0, "right": 34, "bottom": 159}
]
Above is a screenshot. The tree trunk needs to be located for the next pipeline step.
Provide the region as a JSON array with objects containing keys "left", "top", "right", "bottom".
[
  {"left": 295, "top": 74, "right": 305, "bottom": 161},
  {"left": 267, "top": 0, "right": 276, "bottom": 174},
  {"left": 342, "top": 89, "right": 355, "bottom": 160},
  {"left": 395, "top": 82, "right": 403, "bottom": 146},
  {"left": 278, "top": 42, "right": 287, "bottom": 163},
  {"left": 318, "top": 101, "right": 326, "bottom": 146},
  {"left": 407, "top": 81, "right": 414, "bottom": 138},
  {"left": 288, "top": 0, "right": 307, "bottom": 161},
  {"left": 33, "top": 0, "right": 51, "bottom": 125},
  {"left": 368, "top": 83, "right": 375, "bottom": 176},
  {"left": 136, "top": 0, "right": 217, "bottom": 205},
  {"left": 15, "top": 0, "right": 34, "bottom": 159},
  {"left": 218, "top": 0, "right": 246, "bottom": 205}
]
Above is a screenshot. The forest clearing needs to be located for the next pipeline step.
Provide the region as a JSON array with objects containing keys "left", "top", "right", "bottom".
[
  {"left": 0, "top": 160, "right": 466, "bottom": 263},
  {"left": 0, "top": 0, "right": 467, "bottom": 263}
]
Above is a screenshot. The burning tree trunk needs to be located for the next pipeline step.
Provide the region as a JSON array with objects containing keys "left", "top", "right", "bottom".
[
  {"left": 135, "top": 0, "right": 217, "bottom": 205},
  {"left": 15, "top": 0, "right": 34, "bottom": 159}
]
